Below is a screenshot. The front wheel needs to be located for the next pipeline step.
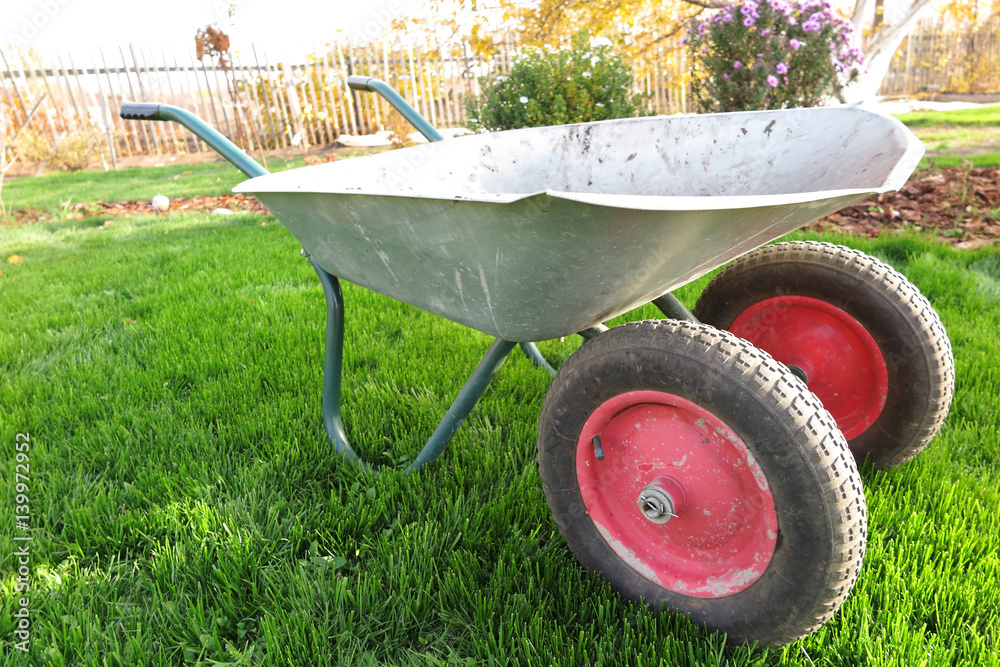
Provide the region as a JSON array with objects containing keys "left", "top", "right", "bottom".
[{"left": 537, "top": 320, "right": 867, "bottom": 647}]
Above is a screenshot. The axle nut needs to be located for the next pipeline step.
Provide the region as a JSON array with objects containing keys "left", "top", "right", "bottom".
[{"left": 636, "top": 476, "right": 685, "bottom": 524}]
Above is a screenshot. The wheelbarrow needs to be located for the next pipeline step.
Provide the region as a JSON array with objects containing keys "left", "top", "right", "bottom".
[{"left": 120, "top": 78, "right": 953, "bottom": 647}]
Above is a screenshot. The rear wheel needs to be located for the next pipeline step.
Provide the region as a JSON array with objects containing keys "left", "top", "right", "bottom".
[
  {"left": 693, "top": 241, "right": 954, "bottom": 469},
  {"left": 537, "top": 320, "right": 866, "bottom": 647}
]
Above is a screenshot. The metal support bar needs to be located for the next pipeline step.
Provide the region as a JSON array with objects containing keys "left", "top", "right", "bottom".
[
  {"left": 310, "top": 257, "right": 516, "bottom": 473},
  {"left": 519, "top": 342, "right": 557, "bottom": 376},
  {"left": 652, "top": 293, "right": 700, "bottom": 323},
  {"left": 577, "top": 324, "right": 609, "bottom": 340}
]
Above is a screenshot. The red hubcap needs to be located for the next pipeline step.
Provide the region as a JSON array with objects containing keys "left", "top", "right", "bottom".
[
  {"left": 729, "top": 296, "right": 889, "bottom": 440},
  {"left": 577, "top": 391, "right": 777, "bottom": 598}
]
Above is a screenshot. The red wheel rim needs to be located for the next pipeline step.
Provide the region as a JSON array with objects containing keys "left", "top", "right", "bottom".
[
  {"left": 729, "top": 296, "right": 889, "bottom": 440},
  {"left": 577, "top": 391, "right": 777, "bottom": 598}
]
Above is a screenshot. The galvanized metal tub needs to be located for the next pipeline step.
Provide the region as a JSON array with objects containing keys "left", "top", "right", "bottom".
[{"left": 234, "top": 106, "right": 923, "bottom": 342}]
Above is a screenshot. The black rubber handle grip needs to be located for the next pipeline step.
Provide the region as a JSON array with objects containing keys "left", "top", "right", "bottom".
[
  {"left": 347, "top": 75, "right": 373, "bottom": 91},
  {"left": 120, "top": 102, "right": 163, "bottom": 120}
]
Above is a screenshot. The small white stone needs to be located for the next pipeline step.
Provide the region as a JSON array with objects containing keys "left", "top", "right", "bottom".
[
  {"left": 151, "top": 195, "right": 170, "bottom": 211},
  {"left": 212, "top": 208, "right": 234, "bottom": 216}
]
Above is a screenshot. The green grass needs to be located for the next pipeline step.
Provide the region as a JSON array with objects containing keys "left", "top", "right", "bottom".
[
  {"left": 1, "top": 202, "right": 999, "bottom": 665},
  {"left": 895, "top": 105, "right": 1000, "bottom": 127},
  {"left": 919, "top": 153, "right": 1000, "bottom": 169},
  {"left": 893, "top": 105, "right": 1000, "bottom": 168}
]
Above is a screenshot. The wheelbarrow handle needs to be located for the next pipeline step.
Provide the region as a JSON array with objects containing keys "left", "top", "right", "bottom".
[
  {"left": 346, "top": 75, "right": 444, "bottom": 143},
  {"left": 121, "top": 102, "right": 164, "bottom": 121},
  {"left": 346, "top": 75, "right": 376, "bottom": 91},
  {"left": 119, "top": 102, "right": 268, "bottom": 179}
]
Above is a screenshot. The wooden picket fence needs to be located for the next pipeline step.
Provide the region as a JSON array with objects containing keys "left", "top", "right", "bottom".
[
  {"left": 0, "top": 33, "right": 697, "bottom": 165},
  {"left": 881, "top": 17, "right": 1000, "bottom": 96},
  {"left": 0, "top": 36, "right": 689, "bottom": 165},
  {"left": 1, "top": 20, "right": 997, "bottom": 166}
]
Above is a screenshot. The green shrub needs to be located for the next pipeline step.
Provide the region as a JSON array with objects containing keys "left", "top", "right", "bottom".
[
  {"left": 466, "top": 32, "right": 641, "bottom": 131},
  {"left": 687, "top": 0, "right": 862, "bottom": 112}
]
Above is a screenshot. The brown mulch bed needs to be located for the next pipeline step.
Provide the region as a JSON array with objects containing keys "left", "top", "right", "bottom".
[
  {"left": 5, "top": 193, "right": 269, "bottom": 225},
  {"left": 804, "top": 166, "right": 1000, "bottom": 249},
  {"left": 5, "top": 166, "right": 999, "bottom": 248}
]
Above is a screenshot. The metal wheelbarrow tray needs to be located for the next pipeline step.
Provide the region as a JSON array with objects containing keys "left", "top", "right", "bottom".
[
  {"left": 234, "top": 107, "right": 922, "bottom": 342},
  {"left": 121, "top": 85, "right": 953, "bottom": 648}
]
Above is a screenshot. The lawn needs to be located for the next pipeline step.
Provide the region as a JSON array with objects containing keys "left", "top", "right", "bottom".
[
  {"left": 2, "top": 126, "right": 999, "bottom": 665},
  {"left": 895, "top": 105, "right": 1000, "bottom": 128},
  {"left": 895, "top": 105, "right": 1000, "bottom": 168}
]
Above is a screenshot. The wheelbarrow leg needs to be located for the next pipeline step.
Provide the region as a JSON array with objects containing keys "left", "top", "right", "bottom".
[
  {"left": 309, "top": 256, "right": 517, "bottom": 473},
  {"left": 652, "top": 293, "right": 700, "bottom": 323},
  {"left": 519, "top": 343, "right": 556, "bottom": 376}
]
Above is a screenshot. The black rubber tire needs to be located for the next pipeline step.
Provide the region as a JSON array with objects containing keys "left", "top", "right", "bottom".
[
  {"left": 692, "top": 241, "right": 954, "bottom": 469},
  {"left": 537, "top": 320, "right": 867, "bottom": 647}
]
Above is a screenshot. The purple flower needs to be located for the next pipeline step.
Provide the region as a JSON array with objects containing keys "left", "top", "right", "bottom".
[
  {"left": 723, "top": 73, "right": 730, "bottom": 79},
  {"left": 723, "top": 13, "right": 733, "bottom": 21},
  {"left": 803, "top": 20, "right": 821, "bottom": 31},
  {"left": 734, "top": 60, "right": 743, "bottom": 69},
  {"left": 698, "top": 22, "right": 708, "bottom": 34},
  {"left": 776, "top": 62, "right": 788, "bottom": 74},
  {"left": 767, "top": 75, "right": 779, "bottom": 87},
  {"left": 761, "top": 28, "right": 771, "bottom": 36},
  {"left": 744, "top": 16, "right": 755, "bottom": 26},
  {"left": 789, "top": 38, "right": 802, "bottom": 49}
]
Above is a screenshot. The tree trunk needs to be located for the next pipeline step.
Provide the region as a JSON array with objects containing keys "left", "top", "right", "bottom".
[{"left": 842, "top": 0, "right": 934, "bottom": 102}]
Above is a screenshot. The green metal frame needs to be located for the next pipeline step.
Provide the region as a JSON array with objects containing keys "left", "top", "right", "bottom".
[{"left": 120, "top": 79, "right": 700, "bottom": 474}]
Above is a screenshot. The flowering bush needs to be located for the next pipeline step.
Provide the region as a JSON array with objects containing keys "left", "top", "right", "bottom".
[
  {"left": 466, "top": 31, "right": 641, "bottom": 131},
  {"left": 686, "top": 0, "right": 863, "bottom": 112}
]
